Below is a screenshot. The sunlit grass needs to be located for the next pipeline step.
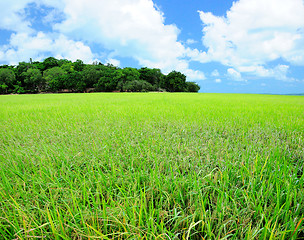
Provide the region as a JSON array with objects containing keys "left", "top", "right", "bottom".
[{"left": 0, "top": 93, "right": 303, "bottom": 239}]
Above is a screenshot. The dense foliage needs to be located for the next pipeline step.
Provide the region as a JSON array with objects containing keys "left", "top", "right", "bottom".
[{"left": 0, "top": 57, "right": 200, "bottom": 93}]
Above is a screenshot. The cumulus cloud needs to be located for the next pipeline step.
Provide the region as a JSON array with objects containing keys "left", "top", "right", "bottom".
[
  {"left": 50, "top": 0, "right": 205, "bottom": 80},
  {"left": 0, "top": 0, "right": 94, "bottom": 64},
  {"left": 183, "top": 69, "right": 206, "bottom": 81},
  {"left": 0, "top": 0, "right": 33, "bottom": 33},
  {"left": 186, "top": 39, "right": 198, "bottom": 45},
  {"left": 0, "top": 0, "right": 64, "bottom": 32},
  {"left": 0, "top": 32, "right": 95, "bottom": 65},
  {"left": 211, "top": 69, "right": 220, "bottom": 77},
  {"left": 106, "top": 58, "right": 121, "bottom": 67},
  {"left": 227, "top": 68, "right": 245, "bottom": 82},
  {"left": 198, "top": 0, "right": 304, "bottom": 80},
  {"left": 0, "top": 0, "right": 205, "bottom": 81},
  {"left": 238, "top": 64, "right": 295, "bottom": 81},
  {"left": 215, "top": 79, "right": 222, "bottom": 83}
]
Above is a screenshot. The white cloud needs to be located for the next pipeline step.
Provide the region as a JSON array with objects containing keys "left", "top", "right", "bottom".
[
  {"left": 53, "top": 36, "right": 95, "bottom": 63},
  {"left": 211, "top": 69, "right": 220, "bottom": 77},
  {"left": 183, "top": 69, "right": 206, "bottom": 81},
  {"left": 0, "top": 0, "right": 206, "bottom": 81},
  {"left": 0, "top": 0, "right": 64, "bottom": 32},
  {"left": 51, "top": 0, "right": 205, "bottom": 80},
  {"left": 215, "top": 79, "right": 222, "bottom": 83},
  {"left": 0, "top": 0, "right": 95, "bottom": 64},
  {"left": 199, "top": 0, "right": 304, "bottom": 80},
  {"left": 185, "top": 47, "right": 208, "bottom": 63},
  {"left": 238, "top": 64, "right": 295, "bottom": 81},
  {"left": 0, "top": 32, "right": 95, "bottom": 65},
  {"left": 186, "top": 39, "right": 198, "bottom": 45},
  {"left": 271, "top": 65, "right": 295, "bottom": 82},
  {"left": 106, "top": 58, "right": 121, "bottom": 67},
  {"left": 227, "top": 68, "right": 245, "bottom": 82},
  {"left": 0, "top": 0, "right": 33, "bottom": 33}
]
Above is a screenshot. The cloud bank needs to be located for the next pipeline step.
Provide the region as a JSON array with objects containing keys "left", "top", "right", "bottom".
[
  {"left": 0, "top": 0, "right": 205, "bottom": 80},
  {"left": 1, "top": 0, "right": 303, "bottom": 83},
  {"left": 198, "top": 0, "right": 304, "bottom": 81}
]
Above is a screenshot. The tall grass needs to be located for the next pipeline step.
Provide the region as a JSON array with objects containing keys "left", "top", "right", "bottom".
[{"left": 0, "top": 93, "right": 303, "bottom": 239}]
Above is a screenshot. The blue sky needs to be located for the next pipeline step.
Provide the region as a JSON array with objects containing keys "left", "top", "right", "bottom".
[{"left": 0, "top": 0, "right": 304, "bottom": 94}]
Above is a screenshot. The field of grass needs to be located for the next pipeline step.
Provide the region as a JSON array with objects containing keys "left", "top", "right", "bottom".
[{"left": 0, "top": 93, "right": 303, "bottom": 239}]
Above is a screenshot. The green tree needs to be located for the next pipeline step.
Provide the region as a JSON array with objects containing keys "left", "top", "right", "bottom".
[
  {"left": 32, "top": 61, "right": 45, "bottom": 72},
  {"left": 0, "top": 65, "right": 14, "bottom": 70},
  {"left": 186, "top": 82, "right": 200, "bottom": 92},
  {"left": 123, "top": 80, "right": 154, "bottom": 92},
  {"left": 116, "top": 67, "right": 140, "bottom": 91},
  {"left": 42, "top": 57, "right": 59, "bottom": 71},
  {"left": 82, "top": 65, "right": 104, "bottom": 88},
  {"left": 64, "top": 71, "right": 85, "bottom": 92},
  {"left": 58, "top": 59, "right": 72, "bottom": 67},
  {"left": 43, "top": 67, "right": 66, "bottom": 91},
  {"left": 95, "top": 68, "right": 124, "bottom": 92},
  {"left": 122, "top": 67, "right": 140, "bottom": 82},
  {"left": 0, "top": 57, "right": 196, "bottom": 94},
  {"left": 61, "top": 62, "right": 74, "bottom": 73},
  {"left": 0, "top": 68, "right": 15, "bottom": 93},
  {"left": 139, "top": 67, "right": 163, "bottom": 87},
  {"left": 15, "top": 62, "right": 32, "bottom": 84},
  {"left": 161, "top": 71, "right": 187, "bottom": 92},
  {"left": 23, "top": 68, "right": 44, "bottom": 92},
  {"left": 73, "top": 59, "right": 85, "bottom": 72},
  {"left": 12, "top": 82, "right": 25, "bottom": 94}
]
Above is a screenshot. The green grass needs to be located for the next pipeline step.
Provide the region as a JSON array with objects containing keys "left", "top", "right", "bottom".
[{"left": 0, "top": 93, "right": 303, "bottom": 239}]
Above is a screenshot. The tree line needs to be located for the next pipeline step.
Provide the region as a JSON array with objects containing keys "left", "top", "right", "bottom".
[{"left": 0, "top": 57, "right": 200, "bottom": 94}]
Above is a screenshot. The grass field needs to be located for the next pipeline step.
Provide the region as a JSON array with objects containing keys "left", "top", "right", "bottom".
[{"left": 0, "top": 93, "right": 303, "bottom": 239}]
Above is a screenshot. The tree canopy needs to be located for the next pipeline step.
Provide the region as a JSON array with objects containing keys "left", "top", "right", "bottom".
[
  {"left": 0, "top": 68, "right": 15, "bottom": 94},
  {"left": 0, "top": 57, "right": 200, "bottom": 94}
]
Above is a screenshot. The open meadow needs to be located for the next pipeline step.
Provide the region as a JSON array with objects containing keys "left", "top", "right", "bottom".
[{"left": 0, "top": 93, "right": 303, "bottom": 239}]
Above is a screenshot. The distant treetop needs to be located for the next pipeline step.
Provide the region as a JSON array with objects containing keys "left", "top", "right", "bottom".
[{"left": 0, "top": 57, "right": 200, "bottom": 94}]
